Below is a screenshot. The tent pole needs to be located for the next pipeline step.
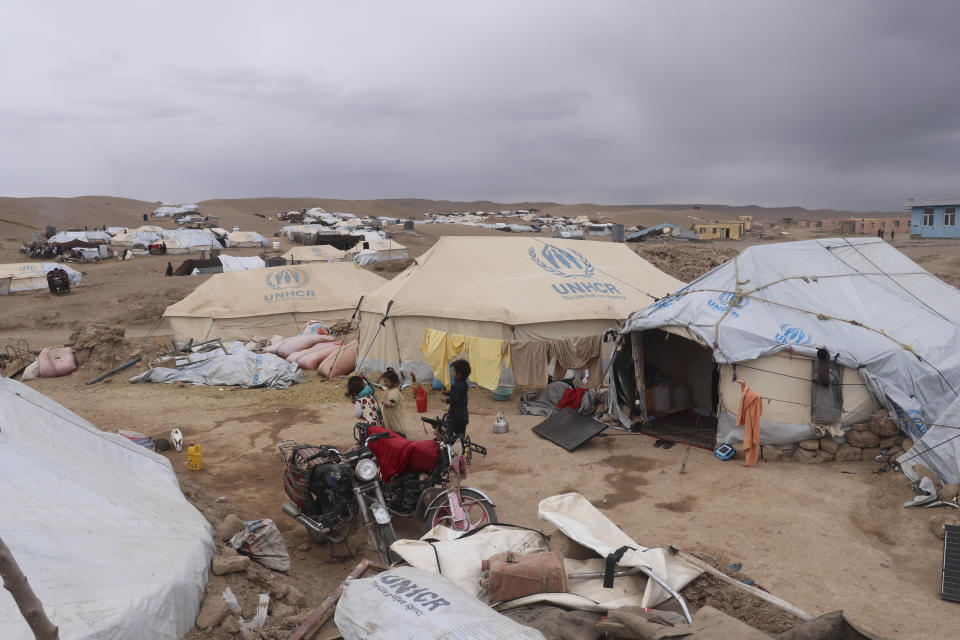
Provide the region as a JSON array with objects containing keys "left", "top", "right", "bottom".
[{"left": 0, "top": 535, "right": 59, "bottom": 640}]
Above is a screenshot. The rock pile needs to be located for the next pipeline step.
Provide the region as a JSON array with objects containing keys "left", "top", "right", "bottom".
[{"left": 763, "top": 410, "right": 911, "bottom": 464}]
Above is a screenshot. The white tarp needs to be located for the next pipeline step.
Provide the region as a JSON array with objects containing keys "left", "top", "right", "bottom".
[
  {"left": 537, "top": 493, "right": 700, "bottom": 608},
  {"left": 219, "top": 255, "right": 265, "bottom": 272},
  {"left": 623, "top": 238, "right": 960, "bottom": 448},
  {"left": 0, "top": 377, "right": 214, "bottom": 640},
  {"left": 48, "top": 231, "right": 111, "bottom": 244},
  {"left": 335, "top": 566, "right": 546, "bottom": 640},
  {"left": 129, "top": 348, "right": 304, "bottom": 388},
  {"left": 391, "top": 494, "right": 700, "bottom": 612}
]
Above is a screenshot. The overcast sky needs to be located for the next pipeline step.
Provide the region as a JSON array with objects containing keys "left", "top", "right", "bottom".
[{"left": 1, "top": 1, "right": 958, "bottom": 210}]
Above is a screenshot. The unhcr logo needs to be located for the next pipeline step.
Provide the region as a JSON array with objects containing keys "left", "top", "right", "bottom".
[
  {"left": 529, "top": 244, "right": 595, "bottom": 278},
  {"left": 265, "top": 268, "right": 310, "bottom": 290},
  {"left": 775, "top": 323, "right": 812, "bottom": 346}
]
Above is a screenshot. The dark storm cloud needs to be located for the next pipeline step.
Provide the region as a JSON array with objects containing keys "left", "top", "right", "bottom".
[{"left": 1, "top": 0, "right": 959, "bottom": 210}]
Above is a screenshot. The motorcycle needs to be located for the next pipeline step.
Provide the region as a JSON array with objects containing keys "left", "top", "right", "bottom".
[
  {"left": 279, "top": 429, "right": 398, "bottom": 565},
  {"left": 278, "top": 413, "right": 497, "bottom": 564}
]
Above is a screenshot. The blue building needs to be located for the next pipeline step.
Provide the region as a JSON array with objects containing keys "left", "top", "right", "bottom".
[{"left": 905, "top": 198, "right": 960, "bottom": 239}]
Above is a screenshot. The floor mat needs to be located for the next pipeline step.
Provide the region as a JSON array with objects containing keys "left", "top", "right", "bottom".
[
  {"left": 532, "top": 408, "right": 607, "bottom": 451},
  {"left": 638, "top": 410, "right": 717, "bottom": 450}
]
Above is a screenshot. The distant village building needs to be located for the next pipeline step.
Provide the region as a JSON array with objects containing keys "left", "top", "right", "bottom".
[
  {"left": 694, "top": 220, "right": 747, "bottom": 240},
  {"left": 905, "top": 198, "right": 960, "bottom": 239}
]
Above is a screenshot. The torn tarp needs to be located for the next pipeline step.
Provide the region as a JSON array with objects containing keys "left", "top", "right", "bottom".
[{"left": 130, "top": 348, "right": 303, "bottom": 389}]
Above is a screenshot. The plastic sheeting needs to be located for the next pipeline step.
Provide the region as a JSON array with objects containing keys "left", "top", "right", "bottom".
[
  {"left": 900, "top": 395, "right": 960, "bottom": 485},
  {"left": 335, "top": 566, "right": 547, "bottom": 640},
  {"left": 623, "top": 238, "right": 960, "bottom": 445},
  {"left": 391, "top": 494, "right": 701, "bottom": 612},
  {"left": 537, "top": 493, "right": 700, "bottom": 608},
  {"left": 218, "top": 255, "right": 265, "bottom": 272},
  {"left": 0, "top": 377, "right": 214, "bottom": 640},
  {"left": 130, "top": 348, "right": 304, "bottom": 388}
]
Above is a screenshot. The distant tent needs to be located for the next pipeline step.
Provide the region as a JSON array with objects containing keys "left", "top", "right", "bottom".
[
  {"left": 0, "top": 262, "right": 82, "bottom": 294},
  {"left": 48, "top": 230, "right": 111, "bottom": 244},
  {"left": 344, "top": 238, "right": 408, "bottom": 264},
  {"left": 164, "top": 262, "right": 388, "bottom": 340},
  {"left": 283, "top": 245, "right": 347, "bottom": 263},
  {"left": 619, "top": 238, "right": 960, "bottom": 465},
  {"left": 0, "top": 376, "right": 213, "bottom": 639},
  {"left": 225, "top": 231, "right": 269, "bottom": 248},
  {"left": 356, "top": 237, "right": 684, "bottom": 381},
  {"left": 110, "top": 225, "right": 165, "bottom": 247},
  {"left": 161, "top": 229, "right": 219, "bottom": 254}
]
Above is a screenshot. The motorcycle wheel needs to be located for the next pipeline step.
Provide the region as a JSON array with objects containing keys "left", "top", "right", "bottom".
[
  {"left": 376, "top": 522, "right": 398, "bottom": 564},
  {"left": 426, "top": 488, "right": 497, "bottom": 533}
]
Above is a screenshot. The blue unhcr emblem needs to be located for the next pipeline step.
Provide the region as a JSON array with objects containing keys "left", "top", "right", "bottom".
[
  {"left": 265, "top": 268, "right": 310, "bottom": 290},
  {"left": 706, "top": 291, "right": 750, "bottom": 317},
  {"left": 775, "top": 323, "right": 812, "bottom": 346},
  {"left": 529, "top": 244, "right": 595, "bottom": 278}
]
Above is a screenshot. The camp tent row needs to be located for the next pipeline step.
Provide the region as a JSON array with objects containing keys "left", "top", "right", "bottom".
[
  {"left": 615, "top": 237, "right": 960, "bottom": 485},
  {"left": 161, "top": 236, "right": 960, "bottom": 486},
  {"left": 283, "top": 238, "right": 408, "bottom": 265},
  {"left": 0, "top": 262, "right": 82, "bottom": 294}
]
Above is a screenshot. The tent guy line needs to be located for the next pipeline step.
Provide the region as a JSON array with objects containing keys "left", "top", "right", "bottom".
[
  {"left": 833, "top": 238, "right": 953, "bottom": 325},
  {"left": 11, "top": 391, "right": 171, "bottom": 470}
]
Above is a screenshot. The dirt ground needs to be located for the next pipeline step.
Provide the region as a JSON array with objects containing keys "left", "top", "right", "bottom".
[{"left": 4, "top": 198, "right": 960, "bottom": 638}]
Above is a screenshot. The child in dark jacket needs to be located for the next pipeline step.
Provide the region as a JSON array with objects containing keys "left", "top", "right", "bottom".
[{"left": 444, "top": 360, "right": 471, "bottom": 437}]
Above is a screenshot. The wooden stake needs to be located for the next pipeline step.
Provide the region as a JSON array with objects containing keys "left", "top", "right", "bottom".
[{"left": 0, "top": 535, "right": 59, "bottom": 640}]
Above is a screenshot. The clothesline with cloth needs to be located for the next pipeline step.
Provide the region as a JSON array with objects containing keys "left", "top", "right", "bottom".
[
  {"left": 420, "top": 328, "right": 508, "bottom": 390},
  {"left": 509, "top": 334, "right": 603, "bottom": 388}
]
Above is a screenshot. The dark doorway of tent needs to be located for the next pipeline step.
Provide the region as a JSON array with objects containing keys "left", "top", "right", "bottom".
[{"left": 611, "top": 329, "right": 719, "bottom": 449}]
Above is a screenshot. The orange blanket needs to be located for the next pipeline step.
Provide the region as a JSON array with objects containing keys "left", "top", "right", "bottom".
[{"left": 737, "top": 380, "right": 762, "bottom": 467}]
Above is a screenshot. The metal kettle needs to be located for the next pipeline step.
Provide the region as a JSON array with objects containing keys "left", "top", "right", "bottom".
[{"left": 493, "top": 411, "right": 509, "bottom": 434}]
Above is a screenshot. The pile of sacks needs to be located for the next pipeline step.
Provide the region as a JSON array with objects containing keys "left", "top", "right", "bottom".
[{"left": 265, "top": 322, "right": 357, "bottom": 377}]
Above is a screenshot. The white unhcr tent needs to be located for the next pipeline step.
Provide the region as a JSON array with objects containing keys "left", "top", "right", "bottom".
[
  {"left": 164, "top": 262, "right": 388, "bottom": 340},
  {"left": 110, "top": 225, "right": 165, "bottom": 248},
  {"left": 344, "top": 238, "right": 408, "bottom": 265},
  {"left": 282, "top": 245, "right": 347, "bottom": 263},
  {"left": 225, "top": 231, "right": 269, "bottom": 248},
  {"left": 356, "top": 237, "right": 684, "bottom": 381},
  {"left": 0, "top": 262, "right": 82, "bottom": 294},
  {"left": 0, "top": 376, "right": 213, "bottom": 639},
  {"left": 161, "top": 228, "right": 220, "bottom": 254},
  {"left": 619, "top": 238, "right": 960, "bottom": 461},
  {"left": 48, "top": 230, "right": 111, "bottom": 244}
]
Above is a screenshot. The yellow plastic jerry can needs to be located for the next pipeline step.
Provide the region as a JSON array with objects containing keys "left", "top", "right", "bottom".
[{"left": 186, "top": 444, "right": 203, "bottom": 471}]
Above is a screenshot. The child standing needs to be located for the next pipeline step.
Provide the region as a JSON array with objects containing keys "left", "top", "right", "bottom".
[
  {"left": 346, "top": 375, "right": 382, "bottom": 425},
  {"left": 379, "top": 368, "right": 407, "bottom": 436},
  {"left": 444, "top": 360, "right": 471, "bottom": 438}
]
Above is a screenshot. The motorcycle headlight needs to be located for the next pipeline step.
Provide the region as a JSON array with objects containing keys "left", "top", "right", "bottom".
[{"left": 355, "top": 458, "right": 379, "bottom": 481}]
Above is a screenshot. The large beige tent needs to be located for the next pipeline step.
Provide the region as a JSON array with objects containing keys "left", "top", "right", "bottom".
[
  {"left": 283, "top": 245, "right": 347, "bottom": 263},
  {"left": 356, "top": 237, "right": 684, "bottom": 381},
  {"left": 164, "top": 262, "right": 387, "bottom": 340}
]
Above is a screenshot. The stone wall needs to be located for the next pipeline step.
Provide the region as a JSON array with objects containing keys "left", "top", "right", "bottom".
[{"left": 760, "top": 410, "right": 910, "bottom": 464}]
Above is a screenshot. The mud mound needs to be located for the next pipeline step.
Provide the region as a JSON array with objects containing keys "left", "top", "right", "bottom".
[
  {"left": 635, "top": 244, "right": 739, "bottom": 283},
  {"left": 67, "top": 322, "right": 133, "bottom": 371}
]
